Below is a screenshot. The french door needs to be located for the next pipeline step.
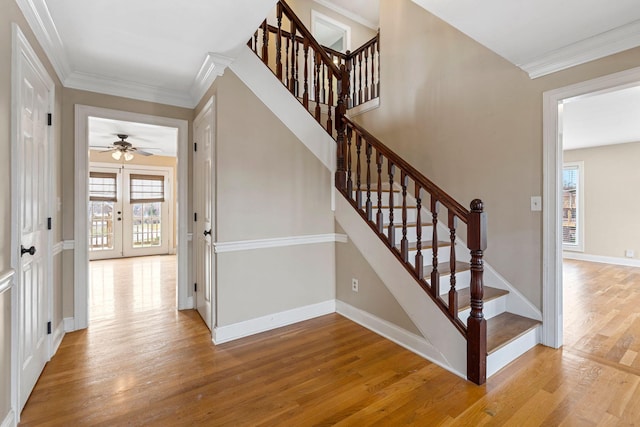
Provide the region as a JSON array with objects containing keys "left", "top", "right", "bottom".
[{"left": 89, "top": 165, "right": 170, "bottom": 260}]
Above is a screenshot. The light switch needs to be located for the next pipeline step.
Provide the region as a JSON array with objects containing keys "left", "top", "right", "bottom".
[{"left": 531, "top": 196, "right": 542, "bottom": 211}]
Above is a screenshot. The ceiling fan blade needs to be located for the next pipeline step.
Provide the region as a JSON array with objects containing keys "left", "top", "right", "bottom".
[{"left": 134, "top": 149, "right": 154, "bottom": 156}]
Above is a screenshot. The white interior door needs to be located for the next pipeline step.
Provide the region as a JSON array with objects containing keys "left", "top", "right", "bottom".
[
  {"left": 194, "top": 100, "right": 215, "bottom": 330},
  {"left": 16, "top": 37, "right": 52, "bottom": 410}
]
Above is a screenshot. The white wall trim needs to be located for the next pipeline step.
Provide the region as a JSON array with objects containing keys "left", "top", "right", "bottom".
[
  {"left": 0, "top": 269, "right": 15, "bottom": 295},
  {"left": 311, "top": 10, "right": 352, "bottom": 52},
  {"left": 190, "top": 53, "right": 234, "bottom": 106},
  {"left": 1, "top": 409, "right": 15, "bottom": 427},
  {"left": 52, "top": 241, "right": 64, "bottom": 255},
  {"left": 542, "top": 66, "right": 640, "bottom": 349},
  {"left": 51, "top": 320, "right": 65, "bottom": 356},
  {"left": 312, "top": 0, "right": 378, "bottom": 30},
  {"left": 336, "top": 301, "right": 465, "bottom": 379},
  {"left": 214, "top": 233, "right": 348, "bottom": 253},
  {"left": 522, "top": 20, "right": 640, "bottom": 79},
  {"left": 212, "top": 300, "right": 336, "bottom": 344},
  {"left": 62, "top": 240, "right": 74, "bottom": 251},
  {"left": 563, "top": 252, "right": 640, "bottom": 268},
  {"left": 75, "top": 105, "right": 190, "bottom": 330},
  {"left": 347, "top": 97, "right": 380, "bottom": 117},
  {"left": 63, "top": 317, "right": 75, "bottom": 333},
  {"left": 14, "top": 0, "right": 71, "bottom": 83}
]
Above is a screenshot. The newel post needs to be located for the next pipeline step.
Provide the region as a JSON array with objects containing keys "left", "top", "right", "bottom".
[
  {"left": 467, "top": 199, "right": 487, "bottom": 385},
  {"left": 335, "top": 60, "right": 350, "bottom": 192}
]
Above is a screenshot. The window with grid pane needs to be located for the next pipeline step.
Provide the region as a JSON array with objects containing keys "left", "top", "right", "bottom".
[
  {"left": 562, "top": 165, "right": 580, "bottom": 246},
  {"left": 89, "top": 172, "right": 117, "bottom": 251},
  {"left": 89, "top": 172, "right": 117, "bottom": 201},
  {"left": 130, "top": 174, "right": 165, "bottom": 203}
]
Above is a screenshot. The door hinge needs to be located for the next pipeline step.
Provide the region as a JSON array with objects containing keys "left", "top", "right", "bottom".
[
  {"left": 47, "top": 113, "right": 52, "bottom": 126},
  {"left": 194, "top": 283, "right": 197, "bottom": 292},
  {"left": 47, "top": 321, "right": 52, "bottom": 335},
  {"left": 194, "top": 142, "right": 197, "bottom": 152},
  {"left": 47, "top": 217, "right": 52, "bottom": 230},
  {"left": 194, "top": 212, "right": 198, "bottom": 222}
]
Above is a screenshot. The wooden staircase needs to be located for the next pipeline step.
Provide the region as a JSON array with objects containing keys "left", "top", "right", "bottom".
[{"left": 247, "top": 0, "right": 541, "bottom": 385}]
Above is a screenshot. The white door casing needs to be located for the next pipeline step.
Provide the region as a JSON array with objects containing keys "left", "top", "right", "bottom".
[
  {"left": 193, "top": 97, "right": 216, "bottom": 331},
  {"left": 11, "top": 24, "right": 55, "bottom": 413}
]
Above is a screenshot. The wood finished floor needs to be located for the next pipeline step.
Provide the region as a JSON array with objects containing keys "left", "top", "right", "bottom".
[{"left": 19, "top": 257, "right": 640, "bottom": 425}]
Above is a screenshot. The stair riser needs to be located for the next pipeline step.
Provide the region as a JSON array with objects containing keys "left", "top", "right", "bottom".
[
  {"left": 352, "top": 190, "right": 404, "bottom": 206},
  {"left": 436, "top": 271, "right": 472, "bottom": 290},
  {"left": 385, "top": 225, "right": 434, "bottom": 243},
  {"left": 458, "top": 294, "right": 506, "bottom": 321},
  {"left": 406, "top": 248, "right": 454, "bottom": 268},
  {"left": 380, "top": 208, "right": 418, "bottom": 224}
]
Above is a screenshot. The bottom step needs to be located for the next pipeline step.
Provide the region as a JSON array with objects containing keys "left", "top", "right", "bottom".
[{"left": 487, "top": 312, "right": 541, "bottom": 354}]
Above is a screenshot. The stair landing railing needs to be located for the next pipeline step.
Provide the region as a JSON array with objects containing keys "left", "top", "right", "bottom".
[{"left": 249, "top": 0, "right": 487, "bottom": 386}]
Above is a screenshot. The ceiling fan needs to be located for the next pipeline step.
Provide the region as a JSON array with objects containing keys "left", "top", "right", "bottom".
[{"left": 97, "top": 134, "right": 154, "bottom": 161}]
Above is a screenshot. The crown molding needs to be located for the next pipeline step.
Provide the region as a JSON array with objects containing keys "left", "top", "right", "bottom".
[
  {"left": 312, "top": 0, "right": 378, "bottom": 30},
  {"left": 15, "top": 0, "right": 72, "bottom": 82},
  {"left": 64, "top": 71, "right": 194, "bottom": 108},
  {"left": 190, "top": 52, "right": 234, "bottom": 106},
  {"left": 521, "top": 19, "right": 640, "bottom": 79}
]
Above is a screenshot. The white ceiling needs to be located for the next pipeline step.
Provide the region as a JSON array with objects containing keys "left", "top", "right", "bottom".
[
  {"left": 17, "top": 0, "right": 640, "bottom": 149},
  {"left": 563, "top": 85, "right": 640, "bottom": 151},
  {"left": 89, "top": 117, "right": 178, "bottom": 157}
]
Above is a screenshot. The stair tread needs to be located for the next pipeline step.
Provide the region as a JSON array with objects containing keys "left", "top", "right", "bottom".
[
  {"left": 454, "top": 286, "right": 508, "bottom": 312},
  {"left": 387, "top": 222, "right": 434, "bottom": 229},
  {"left": 487, "top": 313, "right": 541, "bottom": 355},
  {"left": 396, "top": 240, "right": 451, "bottom": 251},
  {"left": 433, "top": 261, "right": 471, "bottom": 276}
]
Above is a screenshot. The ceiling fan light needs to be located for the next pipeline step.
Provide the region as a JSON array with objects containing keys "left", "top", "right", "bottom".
[
  {"left": 111, "top": 150, "right": 122, "bottom": 160},
  {"left": 124, "top": 152, "right": 134, "bottom": 161}
]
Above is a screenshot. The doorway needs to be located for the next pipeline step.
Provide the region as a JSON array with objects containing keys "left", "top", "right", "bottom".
[
  {"left": 542, "top": 66, "right": 640, "bottom": 348},
  {"left": 74, "top": 106, "right": 189, "bottom": 331}
]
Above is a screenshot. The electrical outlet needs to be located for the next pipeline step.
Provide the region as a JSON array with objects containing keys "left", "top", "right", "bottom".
[
  {"left": 351, "top": 278, "right": 359, "bottom": 292},
  {"left": 531, "top": 196, "right": 542, "bottom": 211},
  {"left": 626, "top": 249, "right": 635, "bottom": 258}
]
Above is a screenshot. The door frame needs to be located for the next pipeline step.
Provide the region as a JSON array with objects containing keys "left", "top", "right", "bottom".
[
  {"left": 10, "top": 23, "right": 56, "bottom": 418},
  {"left": 542, "top": 65, "right": 640, "bottom": 348},
  {"left": 74, "top": 105, "right": 189, "bottom": 330},
  {"left": 193, "top": 96, "right": 216, "bottom": 332}
]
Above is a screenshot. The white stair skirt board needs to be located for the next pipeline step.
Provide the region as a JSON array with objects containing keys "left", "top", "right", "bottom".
[
  {"left": 336, "top": 301, "right": 465, "bottom": 379},
  {"left": 230, "top": 46, "right": 336, "bottom": 174},
  {"left": 212, "top": 300, "right": 336, "bottom": 345},
  {"left": 335, "top": 194, "right": 467, "bottom": 377},
  {"left": 487, "top": 325, "right": 541, "bottom": 378},
  {"left": 1, "top": 410, "right": 15, "bottom": 427}
]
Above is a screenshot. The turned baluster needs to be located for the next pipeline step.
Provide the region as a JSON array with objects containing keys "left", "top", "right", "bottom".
[
  {"left": 467, "top": 199, "right": 487, "bottom": 385},
  {"left": 365, "top": 143, "right": 373, "bottom": 221},
  {"left": 285, "top": 33, "right": 290, "bottom": 88},
  {"left": 376, "top": 34, "right": 380, "bottom": 98},
  {"left": 289, "top": 21, "right": 297, "bottom": 94},
  {"left": 252, "top": 30, "right": 258, "bottom": 53},
  {"left": 376, "top": 152, "right": 384, "bottom": 233},
  {"left": 448, "top": 212, "right": 458, "bottom": 317},
  {"left": 355, "top": 134, "right": 362, "bottom": 209},
  {"left": 327, "top": 68, "right": 333, "bottom": 133},
  {"left": 261, "top": 20, "right": 269, "bottom": 65},
  {"left": 276, "top": 4, "right": 283, "bottom": 79},
  {"left": 431, "top": 197, "right": 440, "bottom": 296},
  {"left": 400, "top": 172, "right": 409, "bottom": 262},
  {"left": 364, "top": 47, "right": 369, "bottom": 102},
  {"left": 387, "top": 161, "right": 395, "bottom": 247},
  {"left": 314, "top": 51, "right": 321, "bottom": 120},
  {"left": 294, "top": 38, "right": 300, "bottom": 97},
  {"left": 358, "top": 51, "right": 363, "bottom": 106},
  {"left": 303, "top": 39, "right": 309, "bottom": 109},
  {"left": 370, "top": 42, "right": 376, "bottom": 98},
  {"left": 415, "top": 184, "right": 424, "bottom": 279},
  {"left": 346, "top": 126, "right": 353, "bottom": 195},
  {"left": 321, "top": 63, "right": 326, "bottom": 104}
]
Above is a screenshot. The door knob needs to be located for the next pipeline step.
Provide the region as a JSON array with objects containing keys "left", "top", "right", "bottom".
[
  {"left": 21, "top": 245, "right": 36, "bottom": 257},
  {"left": 203, "top": 229, "right": 212, "bottom": 236}
]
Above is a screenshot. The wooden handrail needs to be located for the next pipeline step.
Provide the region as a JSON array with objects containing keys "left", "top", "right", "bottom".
[
  {"left": 278, "top": 0, "right": 342, "bottom": 78},
  {"left": 348, "top": 33, "right": 379, "bottom": 58},
  {"left": 342, "top": 117, "right": 469, "bottom": 221}
]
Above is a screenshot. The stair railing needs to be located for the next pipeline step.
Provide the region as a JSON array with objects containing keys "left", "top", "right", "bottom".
[{"left": 249, "top": 0, "right": 486, "bottom": 386}]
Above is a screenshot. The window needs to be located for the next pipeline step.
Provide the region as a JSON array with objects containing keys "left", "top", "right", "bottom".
[
  {"left": 89, "top": 172, "right": 118, "bottom": 251},
  {"left": 562, "top": 162, "right": 584, "bottom": 251},
  {"left": 129, "top": 174, "right": 165, "bottom": 248}
]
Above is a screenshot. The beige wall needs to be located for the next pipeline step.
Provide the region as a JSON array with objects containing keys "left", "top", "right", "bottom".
[
  {"left": 60, "top": 88, "right": 193, "bottom": 317},
  {"left": 564, "top": 142, "right": 640, "bottom": 259},
  {"left": 350, "top": 0, "right": 640, "bottom": 309},
  {"left": 195, "top": 70, "right": 335, "bottom": 325},
  {"left": 1, "top": 0, "right": 65, "bottom": 420},
  {"left": 335, "top": 224, "right": 420, "bottom": 334}
]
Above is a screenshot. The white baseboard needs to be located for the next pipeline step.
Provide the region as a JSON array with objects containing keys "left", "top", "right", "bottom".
[
  {"left": 212, "top": 300, "right": 336, "bottom": 344},
  {"left": 52, "top": 320, "right": 65, "bottom": 356},
  {"left": 1, "top": 409, "right": 15, "bottom": 427},
  {"left": 563, "top": 252, "right": 640, "bottom": 268},
  {"left": 63, "top": 317, "right": 75, "bottom": 332},
  {"left": 335, "top": 300, "right": 465, "bottom": 379}
]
